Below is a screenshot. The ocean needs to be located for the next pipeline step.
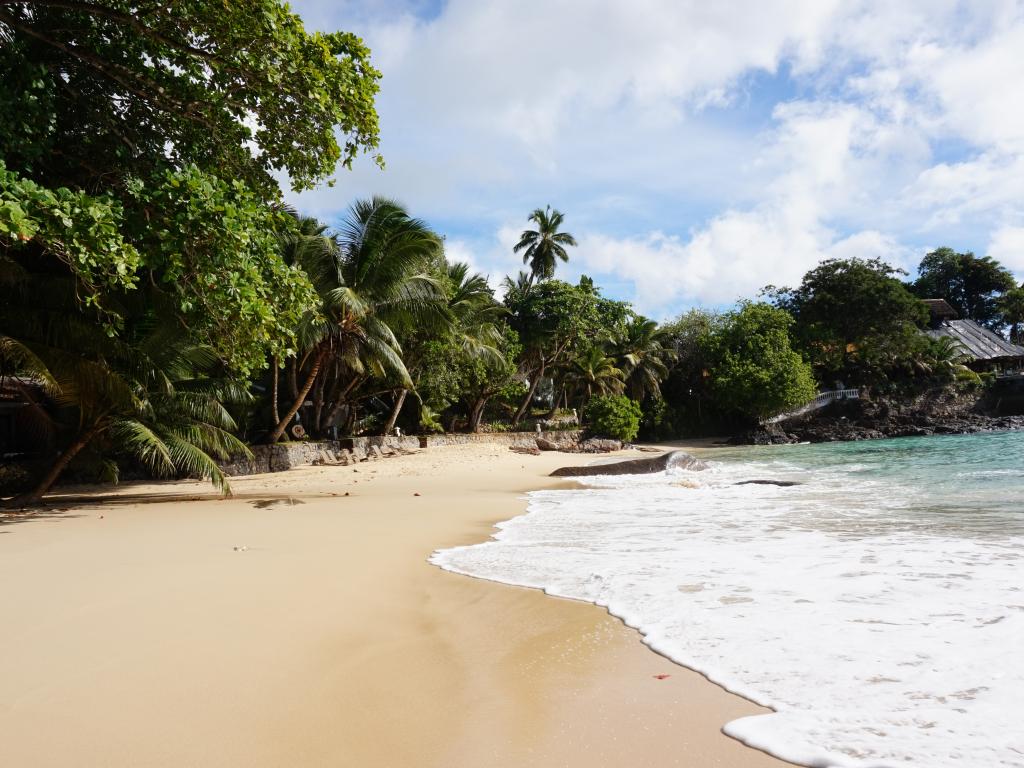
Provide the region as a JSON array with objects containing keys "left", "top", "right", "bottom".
[{"left": 431, "top": 431, "right": 1024, "bottom": 768}]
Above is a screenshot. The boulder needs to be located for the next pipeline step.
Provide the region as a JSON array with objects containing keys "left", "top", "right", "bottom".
[
  {"left": 550, "top": 450, "right": 708, "bottom": 477},
  {"left": 576, "top": 438, "right": 623, "bottom": 453},
  {"left": 535, "top": 437, "right": 562, "bottom": 451}
]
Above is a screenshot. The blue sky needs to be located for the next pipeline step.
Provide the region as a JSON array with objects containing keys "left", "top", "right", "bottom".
[{"left": 286, "top": 0, "right": 1024, "bottom": 319}]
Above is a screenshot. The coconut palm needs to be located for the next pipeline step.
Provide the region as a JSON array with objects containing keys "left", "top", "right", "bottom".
[
  {"left": 1, "top": 278, "right": 250, "bottom": 506},
  {"left": 566, "top": 346, "right": 624, "bottom": 409},
  {"left": 267, "top": 198, "right": 449, "bottom": 442},
  {"left": 513, "top": 206, "right": 577, "bottom": 281},
  {"left": 615, "top": 317, "right": 676, "bottom": 401}
]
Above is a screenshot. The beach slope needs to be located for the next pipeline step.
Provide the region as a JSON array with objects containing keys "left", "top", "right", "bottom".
[{"left": 0, "top": 444, "right": 788, "bottom": 767}]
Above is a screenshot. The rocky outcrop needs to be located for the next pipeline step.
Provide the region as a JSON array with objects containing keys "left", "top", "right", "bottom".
[
  {"left": 550, "top": 450, "right": 708, "bottom": 477},
  {"left": 730, "top": 389, "right": 1024, "bottom": 445}
]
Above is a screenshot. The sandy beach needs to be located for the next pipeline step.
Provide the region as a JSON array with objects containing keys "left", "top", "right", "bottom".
[{"left": 0, "top": 443, "right": 789, "bottom": 767}]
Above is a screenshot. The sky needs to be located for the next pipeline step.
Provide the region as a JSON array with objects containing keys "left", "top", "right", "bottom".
[{"left": 285, "top": 0, "right": 1024, "bottom": 319}]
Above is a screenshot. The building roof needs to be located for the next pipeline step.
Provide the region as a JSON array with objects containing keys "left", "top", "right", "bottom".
[
  {"left": 925, "top": 319, "right": 1024, "bottom": 362},
  {"left": 922, "top": 298, "right": 958, "bottom": 320}
]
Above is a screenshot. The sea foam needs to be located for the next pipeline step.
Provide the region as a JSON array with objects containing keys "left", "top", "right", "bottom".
[{"left": 431, "top": 433, "right": 1024, "bottom": 767}]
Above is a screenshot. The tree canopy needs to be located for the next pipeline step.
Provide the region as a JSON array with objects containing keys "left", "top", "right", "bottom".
[
  {"left": 911, "top": 247, "right": 1016, "bottom": 329},
  {"left": 0, "top": 0, "right": 382, "bottom": 194},
  {"left": 767, "top": 258, "right": 928, "bottom": 382},
  {"left": 513, "top": 206, "right": 577, "bottom": 281},
  {"left": 708, "top": 302, "right": 817, "bottom": 422}
]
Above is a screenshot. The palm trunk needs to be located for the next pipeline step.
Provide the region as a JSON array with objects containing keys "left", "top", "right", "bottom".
[
  {"left": 267, "top": 348, "right": 326, "bottom": 444},
  {"left": 8, "top": 420, "right": 105, "bottom": 507},
  {"left": 288, "top": 357, "right": 298, "bottom": 400},
  {"left": 318, "top": 369, "right": 343, "bottom": 434},
  {"left": 512, "top": 361, "right": 544, "bottom": 426},
  {"left": 270, "top": 355, "right": 280, "bottom": 426},
  {"left": 312, "top": 368, "right": 326, "bottom": 437},
  {"left": 383, "top": 389, "right": 408, "bottom": 435},
  {"left": 324, "top": 376, "right": 361, "bottom": 433},
  {"left": 468, "top": 397, "right": 488, "bottom": 433}
]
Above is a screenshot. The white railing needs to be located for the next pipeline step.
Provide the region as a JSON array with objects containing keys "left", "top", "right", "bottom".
[{"left": 764, "top": 388, "right": 861, "bottom": 424}]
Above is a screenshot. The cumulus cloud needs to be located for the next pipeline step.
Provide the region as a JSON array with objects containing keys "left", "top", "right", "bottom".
[{"left": 287, "top": 0, "right": 1024, "bottom": 314}]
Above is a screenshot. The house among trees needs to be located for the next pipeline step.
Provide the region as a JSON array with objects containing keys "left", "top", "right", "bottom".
[{"left": 923, "top": 299, "right": 1024, "bottom": 372}]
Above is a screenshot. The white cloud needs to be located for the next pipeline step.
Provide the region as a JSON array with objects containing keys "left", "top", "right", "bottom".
[
  {"left": 287, "top": 0, "right": 1024, "bottom": 312},
  {"left": 988, "top": 226, "right": 1024, "bottom": 278}
]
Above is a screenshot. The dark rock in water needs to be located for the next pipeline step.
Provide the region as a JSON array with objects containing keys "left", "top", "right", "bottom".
[
  {"left": 734, "top": 479, "right": 802, "bottom": 487},
  {"left": 550, "top": 450, "right": 708, "bottom": 477}
]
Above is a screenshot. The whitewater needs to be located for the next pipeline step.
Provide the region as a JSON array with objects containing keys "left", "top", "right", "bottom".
[{"left": 431, "top": 431, "right": 1024, "bottom": 767}]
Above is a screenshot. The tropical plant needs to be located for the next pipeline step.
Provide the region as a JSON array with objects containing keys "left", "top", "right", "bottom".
[
  {"left": 708, "top": 302, "right": 817, "bottom": 422},
  {"left": 566, "top": 346, "right": 625, "bottom": 409},
  {"left": 614, "top": 317, "right": 676, "bottom": 401},
  {"left": 584, "top": 394, "right": 642, "bottom": 442},
  {"left": 912, "top": 248, "right": 1016, "bottom": 329},
  {"left": 267, "top": 199, "right": 449, "bottom": 443},
  {"left": 513, "top": 206, "right": 577, "bottom": 281},
  {"left": 766, "top": 258, "right": 928, "bottom": 381},
  {"left": 1, "top": 275, "right": 250, "bottom": 506}
]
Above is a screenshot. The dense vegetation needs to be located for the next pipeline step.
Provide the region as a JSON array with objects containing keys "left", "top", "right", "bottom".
[{"left": 2, "top": 2, "right": 1022, "bottom": 504}]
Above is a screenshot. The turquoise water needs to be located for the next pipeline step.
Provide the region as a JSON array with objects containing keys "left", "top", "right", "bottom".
[
  {"left": 710, "top": 430, "right": 1024, "bottom": 535},
  {"left": 435, "top": 430, "right": 1024, "bottom": 767}
]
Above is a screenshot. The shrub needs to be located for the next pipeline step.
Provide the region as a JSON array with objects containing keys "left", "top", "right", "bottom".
[
  {"left": 954, "top": 368, "right": 982, "bottom": 390},
  {"left": 584, "top": 395, "right": 642, "bottom": 441}
]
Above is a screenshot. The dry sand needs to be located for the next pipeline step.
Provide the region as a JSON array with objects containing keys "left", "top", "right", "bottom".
[{"left": 0, "top": 443, "right": 790, "bottom": 767}]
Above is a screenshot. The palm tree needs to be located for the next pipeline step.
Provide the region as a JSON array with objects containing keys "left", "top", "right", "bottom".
[
  {"left": 513, "top": 206, "right": 577, "bottom": 281},
  {"left": 566, "top": 346, "right": 624, "bottom": 410},
  {"left": 267, "top": 198, "right": 449, "bottom": 443},
  {"left": 614, "top": 317, "right": 676, "bottom": 401},
  {"left": 1, "top": 278, "right": 250, "bottom": 506}
]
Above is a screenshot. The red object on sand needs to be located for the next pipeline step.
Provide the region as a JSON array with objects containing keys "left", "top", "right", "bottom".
[{"left": 653, "top": 674, "right": 671, "bottom": 680}]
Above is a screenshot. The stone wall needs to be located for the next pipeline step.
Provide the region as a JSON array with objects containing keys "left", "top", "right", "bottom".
[
  {"left": 218, "top": 431, "right": 583, "bottom": 476},
  {"left": 420, "top": 430, "right": 582, "bottom": 449}
]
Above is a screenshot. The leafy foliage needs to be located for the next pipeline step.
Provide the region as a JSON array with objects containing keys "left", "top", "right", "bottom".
[
  {"left": 708, "top": 303, "right": 817, "bottom": 422},
  {"left": 584, "top": 394, "right": 642, "bottom": 442},
  {"left": 513, "top": 206, "right": 577, "bottom": 281},
  {"left": 0, "top": 0, "right": 381, "bottom": 193},
  {"left": 767, "top": 258, "right": 928, "bottom": 382},
  {"left": 126, "top": 167, "right": 317, "bottom": 376},
  {"left": 0, "top": 160, "right": 140, "bottom": 306},
  {"left": 912, "top": 247, "right": 1016, "bottom": 329}
]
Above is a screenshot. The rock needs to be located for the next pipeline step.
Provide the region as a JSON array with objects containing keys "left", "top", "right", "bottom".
[
  {"left": 550, "top": 450, "right": 708, "bottom": 477},
  {"left": 734, "top": 479, "right": 802, "bottom": 487},
  {"left": 535, "top": 437, "right": 561, "bottom": 451},
  {"left": 510, "top": 445, "right": 541, "bottom": 455},
  {"left": 576, "top": 438, "right": 623, "bottom": 453}
]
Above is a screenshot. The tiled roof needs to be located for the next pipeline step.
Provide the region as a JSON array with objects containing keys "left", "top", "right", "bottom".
[{"left": 925, "top": 319, "right": 1024, "bottom": 361}]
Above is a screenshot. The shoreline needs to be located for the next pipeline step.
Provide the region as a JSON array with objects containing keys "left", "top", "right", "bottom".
[{"left": 0, "top": 442, "right": 790, "bottom": 767}]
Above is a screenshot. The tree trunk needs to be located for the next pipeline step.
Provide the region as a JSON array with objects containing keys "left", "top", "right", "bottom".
[
  {"left": 512, "top": 361, "right": 544, "bottom": 426},
  {"left": 383, "top": 389, "right": 408, "bottom": 435},
  {"left": 318, "top": 369, "right": 343, "bottom": 434},
  {"left": 267, "top": 348, "right": 326, "bottom": 444},
  {"left": 324, "top": 376, "right": 361, "bottom": 434},
  {"left": 468, "top": 397, "right": 488, "bottom": 433},
  {"left": 270, "top": 355, "right": 280, "bottom": 426},
  {"left": 8, "top": 421, "right": 105, "bottom": 507},
  {"left": 288, "top": 357, "right": 298, "bottom": 400},
  {"left": 312, "top": 367, "right": 326, "bottom": 437}
]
